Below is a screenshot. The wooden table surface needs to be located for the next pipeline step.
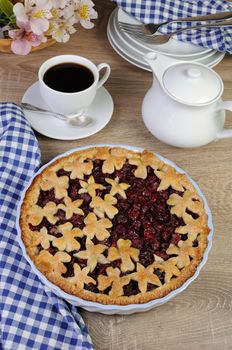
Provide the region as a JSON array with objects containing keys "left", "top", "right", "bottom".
[{"left": 1, "top": 1, "right": 232, "bottom": 349}]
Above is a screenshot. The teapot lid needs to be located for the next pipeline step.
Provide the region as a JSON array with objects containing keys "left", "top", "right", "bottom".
[{"left": 162, "top": 62, "right": 223, "bottom": 106}]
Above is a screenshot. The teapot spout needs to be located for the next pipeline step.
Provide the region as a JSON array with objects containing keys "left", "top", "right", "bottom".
[{"left": 143, "top": 52, "right": 179, "bottom": 87}]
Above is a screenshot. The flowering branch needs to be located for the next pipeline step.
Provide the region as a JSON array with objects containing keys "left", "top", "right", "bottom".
[{"left": 0, "top": 0, "right": 97, "bottom": 55}]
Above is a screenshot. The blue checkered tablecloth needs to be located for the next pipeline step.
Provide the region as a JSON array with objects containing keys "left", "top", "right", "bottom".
[
  {"left": 115, "top": 0, "right": 232, "bottom": 53},
  {"left": 0, "top": 103, "right": 94, "bottom": 350}
]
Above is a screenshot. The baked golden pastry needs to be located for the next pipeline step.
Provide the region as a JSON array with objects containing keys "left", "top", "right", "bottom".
[{"left": 20, "top": 147, "right": 210, "bottom": 305}]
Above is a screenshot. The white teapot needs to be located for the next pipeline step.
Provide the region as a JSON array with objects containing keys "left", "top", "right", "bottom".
[{"left": 142, "top": 52, "right": 232, "bottom": 148}]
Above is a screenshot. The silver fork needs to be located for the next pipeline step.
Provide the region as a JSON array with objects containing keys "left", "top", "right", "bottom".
[
  {"left": 119, "top": 19, "right": 232, "bottom": 45},
  {"left": 118, "top": 11, "right": 232, "bottom": 36}
]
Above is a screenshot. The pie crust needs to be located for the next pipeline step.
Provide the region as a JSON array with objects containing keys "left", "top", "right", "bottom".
[{"left": 20, "top": 147, "right": 210, "bottom": 305}]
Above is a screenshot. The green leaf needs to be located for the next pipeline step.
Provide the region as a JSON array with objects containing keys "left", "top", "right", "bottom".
[{"left": 0, "top": 0, "right": 13, "bottom": 18}]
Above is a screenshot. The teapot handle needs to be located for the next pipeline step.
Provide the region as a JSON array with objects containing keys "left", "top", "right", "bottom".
[{"left": 215, "top": 101, "right": 232, "bottom": 139}]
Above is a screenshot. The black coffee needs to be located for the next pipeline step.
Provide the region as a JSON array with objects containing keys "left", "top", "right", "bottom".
[{"left": 43, "top": 62, "right": 94, "bottom": 93}]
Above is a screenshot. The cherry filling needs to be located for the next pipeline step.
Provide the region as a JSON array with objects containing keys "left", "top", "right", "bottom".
[
  {"left": 31, "top": 160, "right": 190, "bottom": 296},
  {"left": 37, "top": 188, "right": 64, "bottom": 207}
]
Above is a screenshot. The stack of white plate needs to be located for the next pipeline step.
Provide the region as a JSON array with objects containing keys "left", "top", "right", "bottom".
[{"left": 107, "top": 8, "right": 225, "bottom": 71}]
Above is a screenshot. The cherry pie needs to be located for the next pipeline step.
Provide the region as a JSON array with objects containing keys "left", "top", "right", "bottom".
[{"left": 20, "top": 147, "right": 210, "bottom": 305}]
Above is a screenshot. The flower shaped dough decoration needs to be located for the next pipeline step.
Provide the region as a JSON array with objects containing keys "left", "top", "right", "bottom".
[
  {"left": 27, "top": 202, "right": 59, "bottom": 225},
  {"left": 108, "top": 239, "right": 139, "bottom": 272},
  {"left": 36, "top": 250, "right": 71, "bottom": 276},
  {"left": 90, "top": 194, "right": 118, "bottom": 219},
  {"left": 67, "top": 264, "right": 96, "bottom": 290},
  {"left": 25, "top": 227, "right": 55, "bottom": 250},
  {"left": 96, "top": 147, "right": 126, "bottom": 174},
  {"left": 79, "top": 175, "right": 105, "bottom": 198},
  {"left": 176, "top": 213, "right": 209, "bottom": 244},
  {"left": 57, "top": 197, "right": 84, "bottom": 220},
  {"left": 83, "top": 213, "right": 112, "bottom": 240},
  {"left": 153, "top": 261, "right": 180, "bottom": 283},
  {"left": 129, "top": 151, "right": 163, "bottom": 179},
  {"left": 63, "top": 156, "right": 93, "bottom": 180},
  {"left": 98, "top": 267, "right": 131, "bottom": 298},
  {"left": 40, "top": 170, "right": 69, "bottom": 198},
  {"left": 74, "top": 239, "right": 108, "bottom": 272},
  {"left": 131, "top": 263, "right": 162, "bottom": 294},
  {"left": 166, "top": 241, "right": 197, "bottom": 269},
  {"left": 155, "top": 165, "right": 186, "bottom": 191},
  {"left": 105, "top": 177, "right": 130, "bottom": 199},
  {"left": 167, "top": 191, "right": 203, "bottom": 218},
  {"left": 52, "top": 222, "right": 83, "bottom": 252}
]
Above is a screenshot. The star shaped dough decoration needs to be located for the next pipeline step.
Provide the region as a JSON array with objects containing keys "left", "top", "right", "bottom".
[
  {"left": 52, "top": 222, "right": 83, "bottom": 252},
  {"left": 28, "top": 202, "right": 59, "bottom": 226},
  {"left": 40, "top": 170, "right": 69, "bottom": 199},
  {"left": 129, "top": 150, "right": 163, "bottom": 179},
  {"left": 90, "top": 194, "right": 118, "bottom": 219},
  {"left": 79, "top": 176, "right": 105, "bottom": 198},
  {"left": 155, "top": 165, "right": 186, "bottom": 192},
  {"left": 67, "top": 264, "right": 96, "bottom": 290},
  {"left": 105, "top": 177, "right": 130, "bottom": 199},
  {"left": 166, "top": 241, "right": 197, "bottom": 269},
  {"left": 26, "top": 227, "right": 55, "bottom": 249},
  {"left": 83, "top": 213, "right": 112, "bottom": 240},
  {"left": 57, "top": 197, "right": 84, "bottom": 220},
  {"left": 35, "top": 250, "right": 71, "bottom": 276},
  {"left": 108, "top": 239, "right": 139, "bottom": 272},
  {"left": 74, "top": 239, "right": 108, "bottom": 272},
  {"left": 63, "top": 157, "right": 93, "bottom": 180},
  {"left": 131, "top": 263, "right": 162, "bottom": 294},
  {"left": 153, "top": 261, "right": 180, "bottom": 283},
  {"left": 95, "top": 147, "right": 126, "bottom": 174},
  {"left": 98, "top": 267, "right": 131, "bottom": 298},
  {"left": 167, "top": 190, "right": 203, "bottom": 218},
  {"left": 175, "top": 213, "right": 209, "bottom": 244}
]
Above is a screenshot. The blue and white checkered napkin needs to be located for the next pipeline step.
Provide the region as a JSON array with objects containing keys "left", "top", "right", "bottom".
[
  {"left": 115, "top": 0, "right": 232, "bottom": 53},
  {"left": 0, "top": 103, "right": 94, "bottom": 350}
]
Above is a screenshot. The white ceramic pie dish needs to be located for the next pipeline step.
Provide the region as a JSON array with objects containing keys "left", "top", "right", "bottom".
[{"left": 16, "top": 144, "right": 214, "bottom": 315}]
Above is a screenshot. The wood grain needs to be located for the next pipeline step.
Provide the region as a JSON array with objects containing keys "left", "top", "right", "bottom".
[{"left": 0, "top": 1, "right": 232, "bottom": 349}]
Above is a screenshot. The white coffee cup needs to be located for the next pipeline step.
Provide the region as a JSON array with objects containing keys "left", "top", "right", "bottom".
[{"left": 38, "top": 55, "right": 111, "bottom": 116}]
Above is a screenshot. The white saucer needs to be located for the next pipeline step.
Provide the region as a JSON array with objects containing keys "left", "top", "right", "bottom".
[{"left": 22, "top": 82, "right": 114, "bottom": 140}]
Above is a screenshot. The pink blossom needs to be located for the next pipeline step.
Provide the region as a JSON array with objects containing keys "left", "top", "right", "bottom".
[{"left": 9, "top": 28, "right": 45, "bottom": 55}]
